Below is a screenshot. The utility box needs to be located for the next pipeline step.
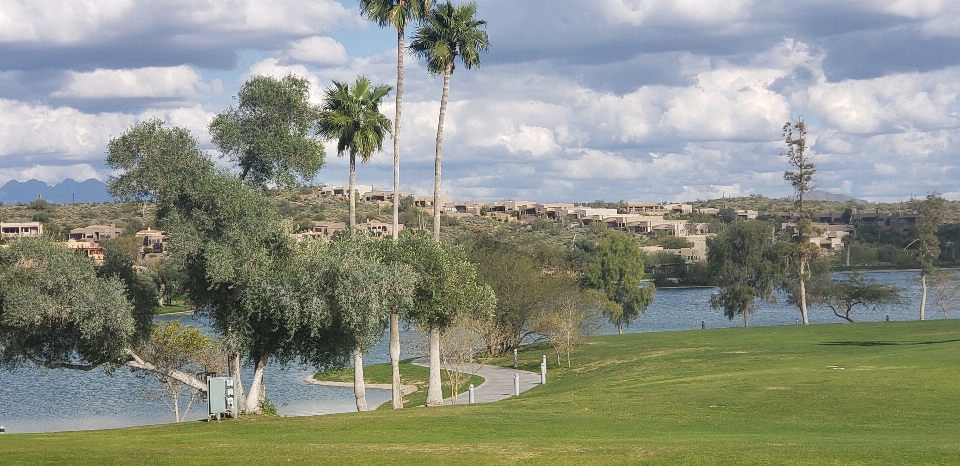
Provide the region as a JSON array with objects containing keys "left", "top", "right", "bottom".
[{"left": 208, "top": 377, "right": 237, "bottom": 419}]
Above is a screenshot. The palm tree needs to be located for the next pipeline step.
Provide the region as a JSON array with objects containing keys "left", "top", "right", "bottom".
[
  {"left": 410, "top": 0, "right": 488, "bottom": 407},
  {"left": 358, "top": 0, "right": 430, "bottom": 410},
  {"left": 318, "top": 76, "right": 392, "bottom": 233},
  {"left": 317, "top": 76, "right": 392, "bottom": 411}
]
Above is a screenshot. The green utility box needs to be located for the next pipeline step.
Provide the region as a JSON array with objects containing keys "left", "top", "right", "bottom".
[{"left": 208, "top": 376, "right": 237, "bottom": 419}]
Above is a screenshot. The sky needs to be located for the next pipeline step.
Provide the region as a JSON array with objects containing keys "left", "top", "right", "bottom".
[{"left": 2, "top": 0, "right": 959, "bottom": 203}]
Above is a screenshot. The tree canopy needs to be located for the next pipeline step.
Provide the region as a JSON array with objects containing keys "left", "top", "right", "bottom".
[
  {"left": 707, "top": 220, "right": 777, "bottom": 327},
  {"left": 583, "top": 231, "right": 654, "bottom": 334},
  {"left": 209, "top": 74, "right": 325, "bottom": 188}
]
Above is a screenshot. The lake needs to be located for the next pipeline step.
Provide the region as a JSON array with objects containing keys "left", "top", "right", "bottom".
[{"left": 0, "top": 269, "right": 950, "bottom": 433}]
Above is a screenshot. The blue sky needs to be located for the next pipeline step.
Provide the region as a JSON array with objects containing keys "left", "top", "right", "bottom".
[{"left": 2, "top": 0, "right": 959, "bottom": 203}]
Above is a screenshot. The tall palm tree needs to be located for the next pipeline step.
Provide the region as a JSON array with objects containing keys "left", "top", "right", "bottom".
[
  {"left": 358, "top": 0, "right": 430, "bottom": 410},
  {"left": 317, "top": 76, "right": 392, "bottom": 411},
  {"left": 318, "top": 76, "right": 392, "bottom": 233},
  {"left": 410, "top": 0, "right": 488, "bottom": 407}
]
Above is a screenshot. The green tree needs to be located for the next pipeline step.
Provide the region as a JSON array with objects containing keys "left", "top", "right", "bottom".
[
  {"left": 811, "top": 273, "right": 902, "bottom": 323},
  {"left": 707, "top": 220, "right": 777, "bottom": 327},
  {"left": 137, "top": 321, "right": 225, "bottom": 422},
  {"left": 537, "top": 291, "right": 602, "bottom": 368},
  {"left": 318, "top": 76, "right": 393, "bottom": 232},
  {"left": 391, "top": 232, "right": 495, "bottom": 406},
  {"left": 467, "top": 235, "right": 577, "bottom": 354},
  {"left": 583, "top": 231, "right": 655, "bottom": 334},
  {"left": 910, "top": 193, "right": 947, "bottom": 320},
  {"left": 209, "top": 74, "right": 325, "bottom": 188},
  {"left": 409, "top": 1, "right": 489, "bottom": 240},
  {"left": 781, "top": 117, "right": 818, "bottom": 325},
  {"left": 319, "top": 234, "right": 415, "bottom": 411},
  {"left": 108, "top": 120, "right": 344, "bottom": 413},
  {"left": 0, "top": 237, "right": 206, "bottom": 393}
]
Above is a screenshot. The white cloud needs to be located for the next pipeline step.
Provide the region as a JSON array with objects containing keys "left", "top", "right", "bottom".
[
  {"left": 602, "top": 0, "right": 757, "bottom": 26},
  {"left": 0, "top": 0, "right": 133, "bottom": 44},
  {"left": 53, "top": 66, "right": 209, "bottom": 99},
  {"left": 286, "top": 36, "right": 348, "bottom": 66}
]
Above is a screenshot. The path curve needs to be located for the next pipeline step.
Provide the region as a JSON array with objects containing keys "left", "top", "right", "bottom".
[{"left": 411, "top": 357, "right": 541, "bottom": 405}]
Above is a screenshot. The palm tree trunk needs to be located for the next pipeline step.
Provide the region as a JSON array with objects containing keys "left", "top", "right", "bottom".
[
  {"left": 390, "top": 27, "right": 405, "bottom": 410},
  {"left": 353, "top": 347, "right": 367, "bottom": 411},
  {"left": 393, "top": 28, "right": 404, "bottom": 243},
  {"left": 432, "top": 65, "right": 452, "bottom": 241},
  {"left": 349, "top": 154, "right": 357, "bottom": 233},
  {"left": 425, "top": 326, "right": 443, "bottom": 406}
]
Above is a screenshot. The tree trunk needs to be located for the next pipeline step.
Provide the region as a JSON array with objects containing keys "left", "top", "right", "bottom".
[
  {"left": 349, "top": 154, "right": 357, "bottom": 233},
  {"left": 244, "top": 354, "right": 269, "bottom": 414},
  {"left": 617, "top": 321, "right": 623, "bottom": 335},
  {"left": 228, "top": 353, "right": 246, "bottom": 412},
  {"left": 390, "top": 312, "right": 402, "bottom": 409},
  {"left": 123, "top": 349, "right": 207, "bottom": 392},
  {"left": 425, "top": 326, "right": 443, "bottom": 406},
  {"left": 799, "top": 259, "right": 809, "bottom": 325},
  {"left": 920, "top": 271, "right": 927, "bottom": 321},
  {"left": 353, "top": 347, "right": 367, "bottom": 412},
  {"left": 390, "top": 28, "right": 405, "bottom": 411},
  {"left": 846, "top": 243, "right": 851, "bottom": 267},
  {"left": 743, "top": 310, "right": 749, "bottom": 328},
  {"left": 432, "top": 65, "right": 453, "bottom": 241},
  {"left": 393, "top": 28, "right": 404, "bottom": 243}
]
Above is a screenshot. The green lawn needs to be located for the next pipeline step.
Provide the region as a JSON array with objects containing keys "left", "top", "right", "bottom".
[
  {"left": 3, "top": 320, "right": 960, "bottom": 465},
  {"left": 314, "top": 358, "right": 485, "bottom": 409}
]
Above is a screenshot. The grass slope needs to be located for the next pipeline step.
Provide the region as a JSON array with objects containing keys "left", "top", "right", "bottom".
[
  {"left": 314, "top": 359, "right": 485, "bottom": 409},
  {"left": 3, "top": 320, "right": 959, "bottom": 465}
]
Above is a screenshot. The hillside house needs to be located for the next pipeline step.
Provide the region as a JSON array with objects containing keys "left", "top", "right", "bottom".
[
  {"left": 0, "top": 222, "right": 43, "bottom": 238},
  {"left": 69, "top": 224, "right": 123, "bottom": 244}
]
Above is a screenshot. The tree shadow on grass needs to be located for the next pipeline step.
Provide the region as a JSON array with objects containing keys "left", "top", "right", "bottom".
[{"left": 820, "top": 338, "right": 960, "bottom": 347}]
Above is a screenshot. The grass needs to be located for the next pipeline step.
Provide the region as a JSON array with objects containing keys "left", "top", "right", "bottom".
[
  {"left": 154, "top": 304, "right": 193, "bottom": 315},
  {"left": 3, "top": 320, "right": 960, "bottom": 464},
  {"left": 314, "top": 358, "right": 485, "bottom": 409}
]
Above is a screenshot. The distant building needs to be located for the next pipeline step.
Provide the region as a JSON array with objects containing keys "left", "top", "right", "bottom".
[
  {"left": 0, "top": 222, "right": 43, "bottom": 238},
  {"left": 69, "top": 224, "right": 123, "bottom": 244},
  {"left": 135, "top": 228, "right": 167, "bottom": 252}
]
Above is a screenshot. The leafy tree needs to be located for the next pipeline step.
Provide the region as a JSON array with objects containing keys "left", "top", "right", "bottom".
[
  {"left": 537, "top": 291, "right": 602, "bottom": 368},
  {"left": 780, "top": 117, "right": 818, "bottom": 325},
  {"left": 467, "top": 235, "right": 576, "bottom": 354},
  {"left": 390, "top": 232, "right": 495, "bottom": 406},
  {"left": 583, "top": 231, "right": 655, "bottom": 334},
  {"left": 137, "top": 321, "right": 225, "bottom": 422},
  {"left": 107, "top": 120, "right": 342, "bottom": 413},
  {"left": 650, "top": 235, "right": 694, "bottom": 249},
  {"left": 707, "top": 220, "right": 777, "bottom": 327},
  {"left": 811, "top": 273, "right": 902, "bottom": 323},
  {"left": 318, "top": 76, "right": 392, "bottom": 232},
  {"left": 910, "top": 193, "right": 947, "bottom": 320},
  {"left": 718, "top": 207, "right": 738, "bottom": 224},
  {"left": 0, "top": 237, "right": 206, "bottom": 392},
  {"left": 927, "top": 269, "right": 960, "bottom": 319},
  {"left": 410, "top": 0, "right": 489, "bottom": 240},
  {"left": 209, "top": 74, "right": 325, "bottom": 188},
  {"left": 318, "top": 234, "right": 415, "bottom": 411}
]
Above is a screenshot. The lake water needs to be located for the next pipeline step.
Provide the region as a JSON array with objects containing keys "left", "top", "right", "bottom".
[{"left": 0, "top": 270, "right": 951, "bottom": 433}]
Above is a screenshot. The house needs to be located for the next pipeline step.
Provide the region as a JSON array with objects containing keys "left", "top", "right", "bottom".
[
  {"left": 296, "top": 221, "right": 346, "bottom": 240},
  {"left": 322, "top": 184, "right": 373, "bottom": 198},
  {"left": 135, "top": 228, "right": 167, "bottom": 252},
  {"left": 0, "top": 222, "right": 43, "bottom": 238},
  {"left": 736, "top": 210, "right": 758, "bottom": 220},
  {"left": 65, "top": 240, "right": 106, "bottom": 265},
  {"left": 363, "top": 190, "right": 411, "bottom": 203},
  {"left": 69, "top": 224, "right": 123, "bottom": 244},
  {"left": 536, "top": 203, "right": 575, "bottom": 219},
  {"left": 361, "top": 219, "right": 404, "bottom": 237},
  {"left": 414, "top": 195, "right": 453, "bottom": 208}
]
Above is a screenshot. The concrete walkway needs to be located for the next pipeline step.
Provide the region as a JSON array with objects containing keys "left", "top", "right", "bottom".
[{"left": 411, "top": 358, "right": 541, "bottom": 405}]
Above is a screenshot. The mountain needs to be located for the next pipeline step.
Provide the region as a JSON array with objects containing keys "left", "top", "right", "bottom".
[{"left": 0, "top": 178, "right": 112, "bottom": 204}]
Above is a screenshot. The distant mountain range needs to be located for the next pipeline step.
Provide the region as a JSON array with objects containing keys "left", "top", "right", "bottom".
[{"left": 0, "top": 178, "right": 112, "bottom": 204}]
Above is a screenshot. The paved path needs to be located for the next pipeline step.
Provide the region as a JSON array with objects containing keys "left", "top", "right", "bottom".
[{"left": 411, "top": 357, "right": 541, "bottom": 405}]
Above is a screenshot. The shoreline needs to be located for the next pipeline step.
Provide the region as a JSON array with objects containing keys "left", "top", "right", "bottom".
[{"left": 304, "top": 376, "right": 419, "bottom": 410}]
